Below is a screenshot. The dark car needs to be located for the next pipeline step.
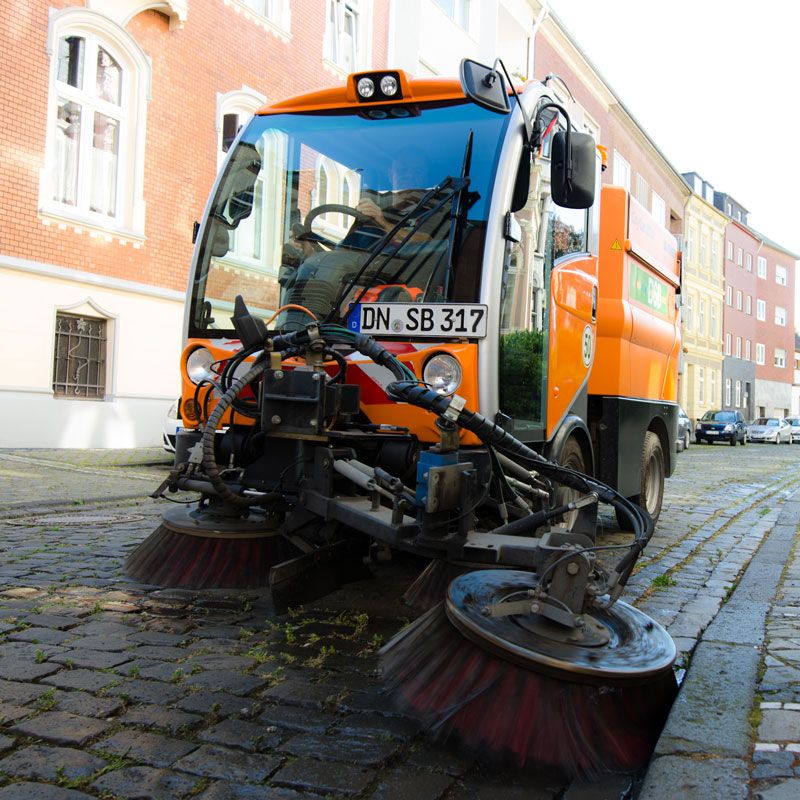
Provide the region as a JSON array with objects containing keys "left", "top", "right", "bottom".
[
  {"left": 694, "top": 409, "right": 747, "bottom": 446},
  {"left": 676, "top": 406, "right": 691, "bottom": 452}
]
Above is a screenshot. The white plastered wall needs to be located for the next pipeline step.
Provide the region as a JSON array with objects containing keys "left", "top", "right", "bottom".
[{"left": 0, "top": 264, "right": 183, "bottom": 448}]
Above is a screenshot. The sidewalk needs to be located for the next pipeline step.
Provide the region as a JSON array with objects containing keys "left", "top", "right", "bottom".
[
  {"left": 640, "top": 487, "right": 800, "bottom": 800},
  {"left": 0, "top": 448, "right": 171, "bottom": 516}
]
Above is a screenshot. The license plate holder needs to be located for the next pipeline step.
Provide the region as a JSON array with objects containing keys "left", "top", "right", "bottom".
[{"left": 347, "top": 303, "right": 488, "bottom": 338}]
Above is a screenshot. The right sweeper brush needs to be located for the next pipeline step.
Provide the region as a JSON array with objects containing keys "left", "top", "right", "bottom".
[{"left": 381, "top": 569, "right": 677, "bottom": 779}]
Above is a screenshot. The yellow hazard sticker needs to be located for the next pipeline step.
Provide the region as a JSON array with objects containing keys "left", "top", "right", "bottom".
[{"left": 611, "top": 239, "right": 623, "bottom": 251}]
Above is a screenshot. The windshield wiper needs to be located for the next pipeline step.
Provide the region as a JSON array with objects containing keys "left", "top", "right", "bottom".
[{"left": 326, "top": 175, "right": 472, "bottom": 325}]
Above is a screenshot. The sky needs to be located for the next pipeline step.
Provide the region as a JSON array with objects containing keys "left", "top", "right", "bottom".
[{"left": 545, "top": 0, "right": 800, "bottom": 258}]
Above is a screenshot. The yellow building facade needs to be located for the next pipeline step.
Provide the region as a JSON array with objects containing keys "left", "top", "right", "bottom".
[{"left": 680, "top": 192, "right": 727, "bottom": 422}]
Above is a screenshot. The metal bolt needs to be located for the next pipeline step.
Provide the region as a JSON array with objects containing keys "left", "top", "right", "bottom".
[
  {"left": 309, "top": 419, "right": 317, "bottom": 426},
  {"left": 566, "top": 562, "right": 580, "bottom": 576},
  {"left": 530, "top": 603, "right": 540, "bottom": 614},
  {"left": 274, "top": 370, "right": 284, "bottom": 380},
  {"left": 312, "top": 372, "right": 321, "bottom": 381},
  {"left": 271, "top": 415, "right": 282, "bottom": 425}
]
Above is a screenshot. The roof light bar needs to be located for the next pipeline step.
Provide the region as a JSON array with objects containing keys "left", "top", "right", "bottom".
[{"left": 352, "top": 71, "right": 403, "bottom": 103}]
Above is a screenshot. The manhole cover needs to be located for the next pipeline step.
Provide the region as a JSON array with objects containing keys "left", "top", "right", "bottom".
[{"left": 5, "top": 513, "right": 146, "bottom": 527}]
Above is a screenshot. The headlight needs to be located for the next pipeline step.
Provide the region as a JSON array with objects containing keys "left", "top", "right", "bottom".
[
  {"left": 423, "top": 354, "right": 462, "bottom": 396},
  {"left": 357, "top": 77, "right": 375, "bottom": 98},
  {"left": 724, "top": 424, "right": 734, "bottom": 432},
  {"left": 186, "top": 347, "right": 215, "bottom": 384},
  {"left": 380, "top": 75, "right": 398, "bottom": 96}
]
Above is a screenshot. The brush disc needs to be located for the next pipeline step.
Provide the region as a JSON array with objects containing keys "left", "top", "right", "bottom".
[
  {"left": 124, "top": 506, "right": 298, "bottom": 590},
  {"left": 381, "top": 569, "right": 678, "bottom": 776}
]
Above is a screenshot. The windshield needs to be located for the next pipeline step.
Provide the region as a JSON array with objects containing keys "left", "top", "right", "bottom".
[
  {"left": 752, "top": 418, "right": 779, "bottom": 426},
  {"left": 702, "top": 411, "right": 735, "bottom": 422},
  {"left": 189, "top": 101, "right": 509, "bottom": 337}
]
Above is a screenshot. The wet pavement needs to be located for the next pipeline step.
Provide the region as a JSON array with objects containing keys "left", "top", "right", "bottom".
[{"left": 0, "top": 442, "right": 799, "bottom": 799}]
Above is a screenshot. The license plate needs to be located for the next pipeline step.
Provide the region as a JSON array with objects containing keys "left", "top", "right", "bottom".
[
  {"left": 706, "top": 430, "right": 718, "bottom": 435},
  {"left": 347, "top": 303, "right": 488, "bottom": 338}
]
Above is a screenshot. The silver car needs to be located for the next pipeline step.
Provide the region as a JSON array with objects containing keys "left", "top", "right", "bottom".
[
  {"left": 746, "top": 417, "right": 792, "bottom": 444},
  {"left": 786, "top": 417, "right": 800, "bottom": 444}
]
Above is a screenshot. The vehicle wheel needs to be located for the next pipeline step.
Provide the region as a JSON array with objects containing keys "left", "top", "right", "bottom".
[
  {"left": 695, "top": 437, "right": 702, "bottom": 445},
  {"left": 729, "top": 435, "right": 736, "bottom": 447},
  {"left": 742, "top": 433, "right": 747, "bottom": 446},
  {"left": 684, "top": 432, "right": 690, "bottom": 451},
  {"left": 616, "top": 431, "right": 665, "bottom": 530},
  {"left": 555, "top": 435, "right": 594, "bottom": 538}
]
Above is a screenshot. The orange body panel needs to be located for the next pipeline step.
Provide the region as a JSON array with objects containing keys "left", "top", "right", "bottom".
[
  {"left": 546, "top": 255, "right": 598, "bottom": 438},
  {"left": 180, "top": 339, "right": 480, "bottom": 446},
  {"left": 589, "top": 186, "right": 680, "bottom": 403}
]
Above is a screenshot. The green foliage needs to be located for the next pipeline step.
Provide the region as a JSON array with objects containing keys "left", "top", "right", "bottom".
[
  {"left": 499, "top": 328, "right": 544, "bottom": 421},
  {"left": 651, "top": 573, "right": 677, "bottom": 589}
]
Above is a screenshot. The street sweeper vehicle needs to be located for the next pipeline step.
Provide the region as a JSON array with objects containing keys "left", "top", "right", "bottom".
[{"left": 126, "top": 61, "right": 681, "bottom": 776}]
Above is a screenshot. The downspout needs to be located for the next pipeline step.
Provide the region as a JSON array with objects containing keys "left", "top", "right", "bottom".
[{"left": 530, "top": 2, "right": 550, "bottom": 78}]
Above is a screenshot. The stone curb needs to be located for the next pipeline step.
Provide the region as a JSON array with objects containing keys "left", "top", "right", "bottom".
[{"left": 639, "top": 490, "right": 800, "bottom": 799}]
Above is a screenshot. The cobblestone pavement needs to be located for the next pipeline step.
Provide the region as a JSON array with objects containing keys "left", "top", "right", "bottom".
[{"left": 0, "top": 442, "right": 798, "bottom": 799}]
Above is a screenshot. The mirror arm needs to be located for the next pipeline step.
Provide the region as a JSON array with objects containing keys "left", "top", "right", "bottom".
[
  {"left": 491, "top": 59, "right": 534, "bottom": 152},
  {"left": 533, "top": 101, "right": 573, "bottom": 185}
]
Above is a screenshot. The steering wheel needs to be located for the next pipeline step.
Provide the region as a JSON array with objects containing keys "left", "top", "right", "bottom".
[{"left": 299, "top": 204, "right": 379, "bottom": 249}]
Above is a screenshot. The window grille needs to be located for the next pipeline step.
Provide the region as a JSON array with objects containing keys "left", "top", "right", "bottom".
[{"left": 52, "top": 313, "right": 107, "bottom": 398}]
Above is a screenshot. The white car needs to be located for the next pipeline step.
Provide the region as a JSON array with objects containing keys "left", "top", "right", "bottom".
[
  {"left": 746, "top": 417, "right": 792, "bottom": 444},
  {"left": 162, "top": 399, "right": 182, "bottom": 452}
]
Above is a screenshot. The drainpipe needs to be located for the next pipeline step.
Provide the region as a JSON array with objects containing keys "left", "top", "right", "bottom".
[{"left": 530, "top": 2, "right": 550, "bottom": 78}]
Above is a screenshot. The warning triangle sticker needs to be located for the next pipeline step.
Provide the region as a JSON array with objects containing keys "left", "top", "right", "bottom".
[{"left": 610, "top": 239, "right": 623, "bottom": 251}]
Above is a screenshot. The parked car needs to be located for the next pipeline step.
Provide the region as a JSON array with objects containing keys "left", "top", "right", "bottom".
[
  {"left": 695, "top": 410, "right": 747, "bottom": 446},
  {"left": 786, "top": 417, "right": 800, "bottom": 444},
  {"left": 676, "top": 406, "right": 692, "bottom": 452},
  {"left": 163, "top": 399, "right": 182, "bottom": 453},
  {"left": 746, "top": 417, "right": 792, "bottom": 444}
]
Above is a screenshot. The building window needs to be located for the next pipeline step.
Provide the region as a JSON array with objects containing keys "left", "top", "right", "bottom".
[
  {"left": 711, "top": 236, "right": 719, "bottom": 271},
  {"left": 775, "top": 348, "right": 787, "bottom": 369},
  {"left": 635, "top": 174, "right": 649, "bottom": 207},
  {"left": 698, "top": 297, "right": 705, "bottom": 335},
  {"left": 700, "top": 233, "right": 708, "bottom": 267},
  {"left": 726, "top": 285, "right": 732, "bottom": 306},
  {"left": 776, "top": 265, "right": 788, "bottom": 286},
  {"left": 775, "top": 306, "right": 787, "bottom": 327},
  {"left": 735, "top": 380, "right": 741, "bottom": 407},
  {"left": 725, "top": 332, "right": 731, "bottom": 355},
  {"left": 686, "top": 227, "right": 695, "bottom": 262},
  {"left": 757, "top": 256, "right": 767, "bottom": 278},
  {"left": 651, "top": 191, "right": 665, "bottom": 225},
  {"left": 710, "top": 304, "right": 717, "bottom": 338},
  {"left": 710, "top": 369, "right": 717, "bottom": 404},
  {"left": 431, "top": 0, "right": 471, "bottom": 28},
  {"left": 41, "top": 10, "right": 150, "bottom": 239},
  {"left": 757, "top": 299, "right": 766, "bottom": 321},
  {"left": 216, "top": 86, "right": 267, "bottom": 160},
  {"left": 746, "top": 253, "right": 752, "bottom": 271},
  {"left": 52, "top": 313, "right": 107, "bottom": 399},
  {"left": 685, "top": 294, "right": 693, "bottom": 330},
  {"left": 756, "top": 343, "right": 765, "bottom": 365},
  {"left": 699, "top": 367, "right": 705, "bottom": 404},
  {"left": 736, "top": 246, "right": 743, "bottom": 266},
  {"left": 725, "top": 378, "right": 731, "bottom": 407},
  {"left": 736, "top": 290, "right": 742, "bottom": 311},
  {"left": 325, "top": 0, "right": 366, "bottom": 72},
  {"left": 726, "top": 240, "right": 733, "bottom": 261},
  {"left": 746, "top": 295, "right": 752, "bottom": 315},
  {"left": 612, "top": 150, "right": 630, "bottom": 192},
  {"left": 735, "top": 336, "right": 741, "bottom": 359},
  {"left": 745, "top": 339, "right": 751, "bottom": 361}
]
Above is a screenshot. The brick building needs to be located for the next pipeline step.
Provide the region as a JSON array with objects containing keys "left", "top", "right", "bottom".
[{"left": 0, "top": 0, "right": 389, "bottom": 447}]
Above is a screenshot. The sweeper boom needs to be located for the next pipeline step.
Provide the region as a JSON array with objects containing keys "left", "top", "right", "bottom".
[{"left": 126, "top": 61, "right": 680, "bottom": 774}]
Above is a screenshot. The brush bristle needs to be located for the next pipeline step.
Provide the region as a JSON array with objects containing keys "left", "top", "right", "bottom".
[
  {"left": 380, "top": 604, "right": 676, "bottom": 778},
  {"left": 124, "top": 525, "right": 298, "bottom": 589},
  {"left": 403, "top": 561, "right": 471, "bottom": 611}
]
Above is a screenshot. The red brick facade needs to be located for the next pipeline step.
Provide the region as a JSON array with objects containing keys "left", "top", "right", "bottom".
[
  {"left": 755, "top": 241, "right": 795, "bottom": 385},
  {"left": 0, "top": 0, "right": 389, "bottom": 293}
]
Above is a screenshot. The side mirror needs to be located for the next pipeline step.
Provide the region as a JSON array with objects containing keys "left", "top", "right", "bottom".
[
  {"left": 459, "top": 58, "right": 510, "bottom": 115},
  {"left": 551, "top": 131, "right": 596, "bottom": 209}
]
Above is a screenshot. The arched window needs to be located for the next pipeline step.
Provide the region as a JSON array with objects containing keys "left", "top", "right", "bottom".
[{"left": 41, "top": 9, "right": 150, "bottom": 240}]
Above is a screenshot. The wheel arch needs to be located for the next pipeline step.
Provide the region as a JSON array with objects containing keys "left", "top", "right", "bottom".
[
  {"left": 545, "top": 414, "right": 595, "bottom": 477},
  {"left": 647, "top": 414, "right": 672, "bottom": 478}
]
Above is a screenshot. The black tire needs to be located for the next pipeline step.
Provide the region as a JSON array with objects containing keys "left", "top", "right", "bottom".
[
  {"left": 742, "top": 433, "right": 747, "bottom": 446},
  {"left": 729, "top": 435, "right": 736, "bottom": 447},
  {"left": 695, "top": 437, "right": 702, "bottom": 445},
  {"left": 555, "top": 435, "right": 595, "bottom": 539},
  {"left": 616, "top": 431, "right": 665, "bottom": 530}
]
